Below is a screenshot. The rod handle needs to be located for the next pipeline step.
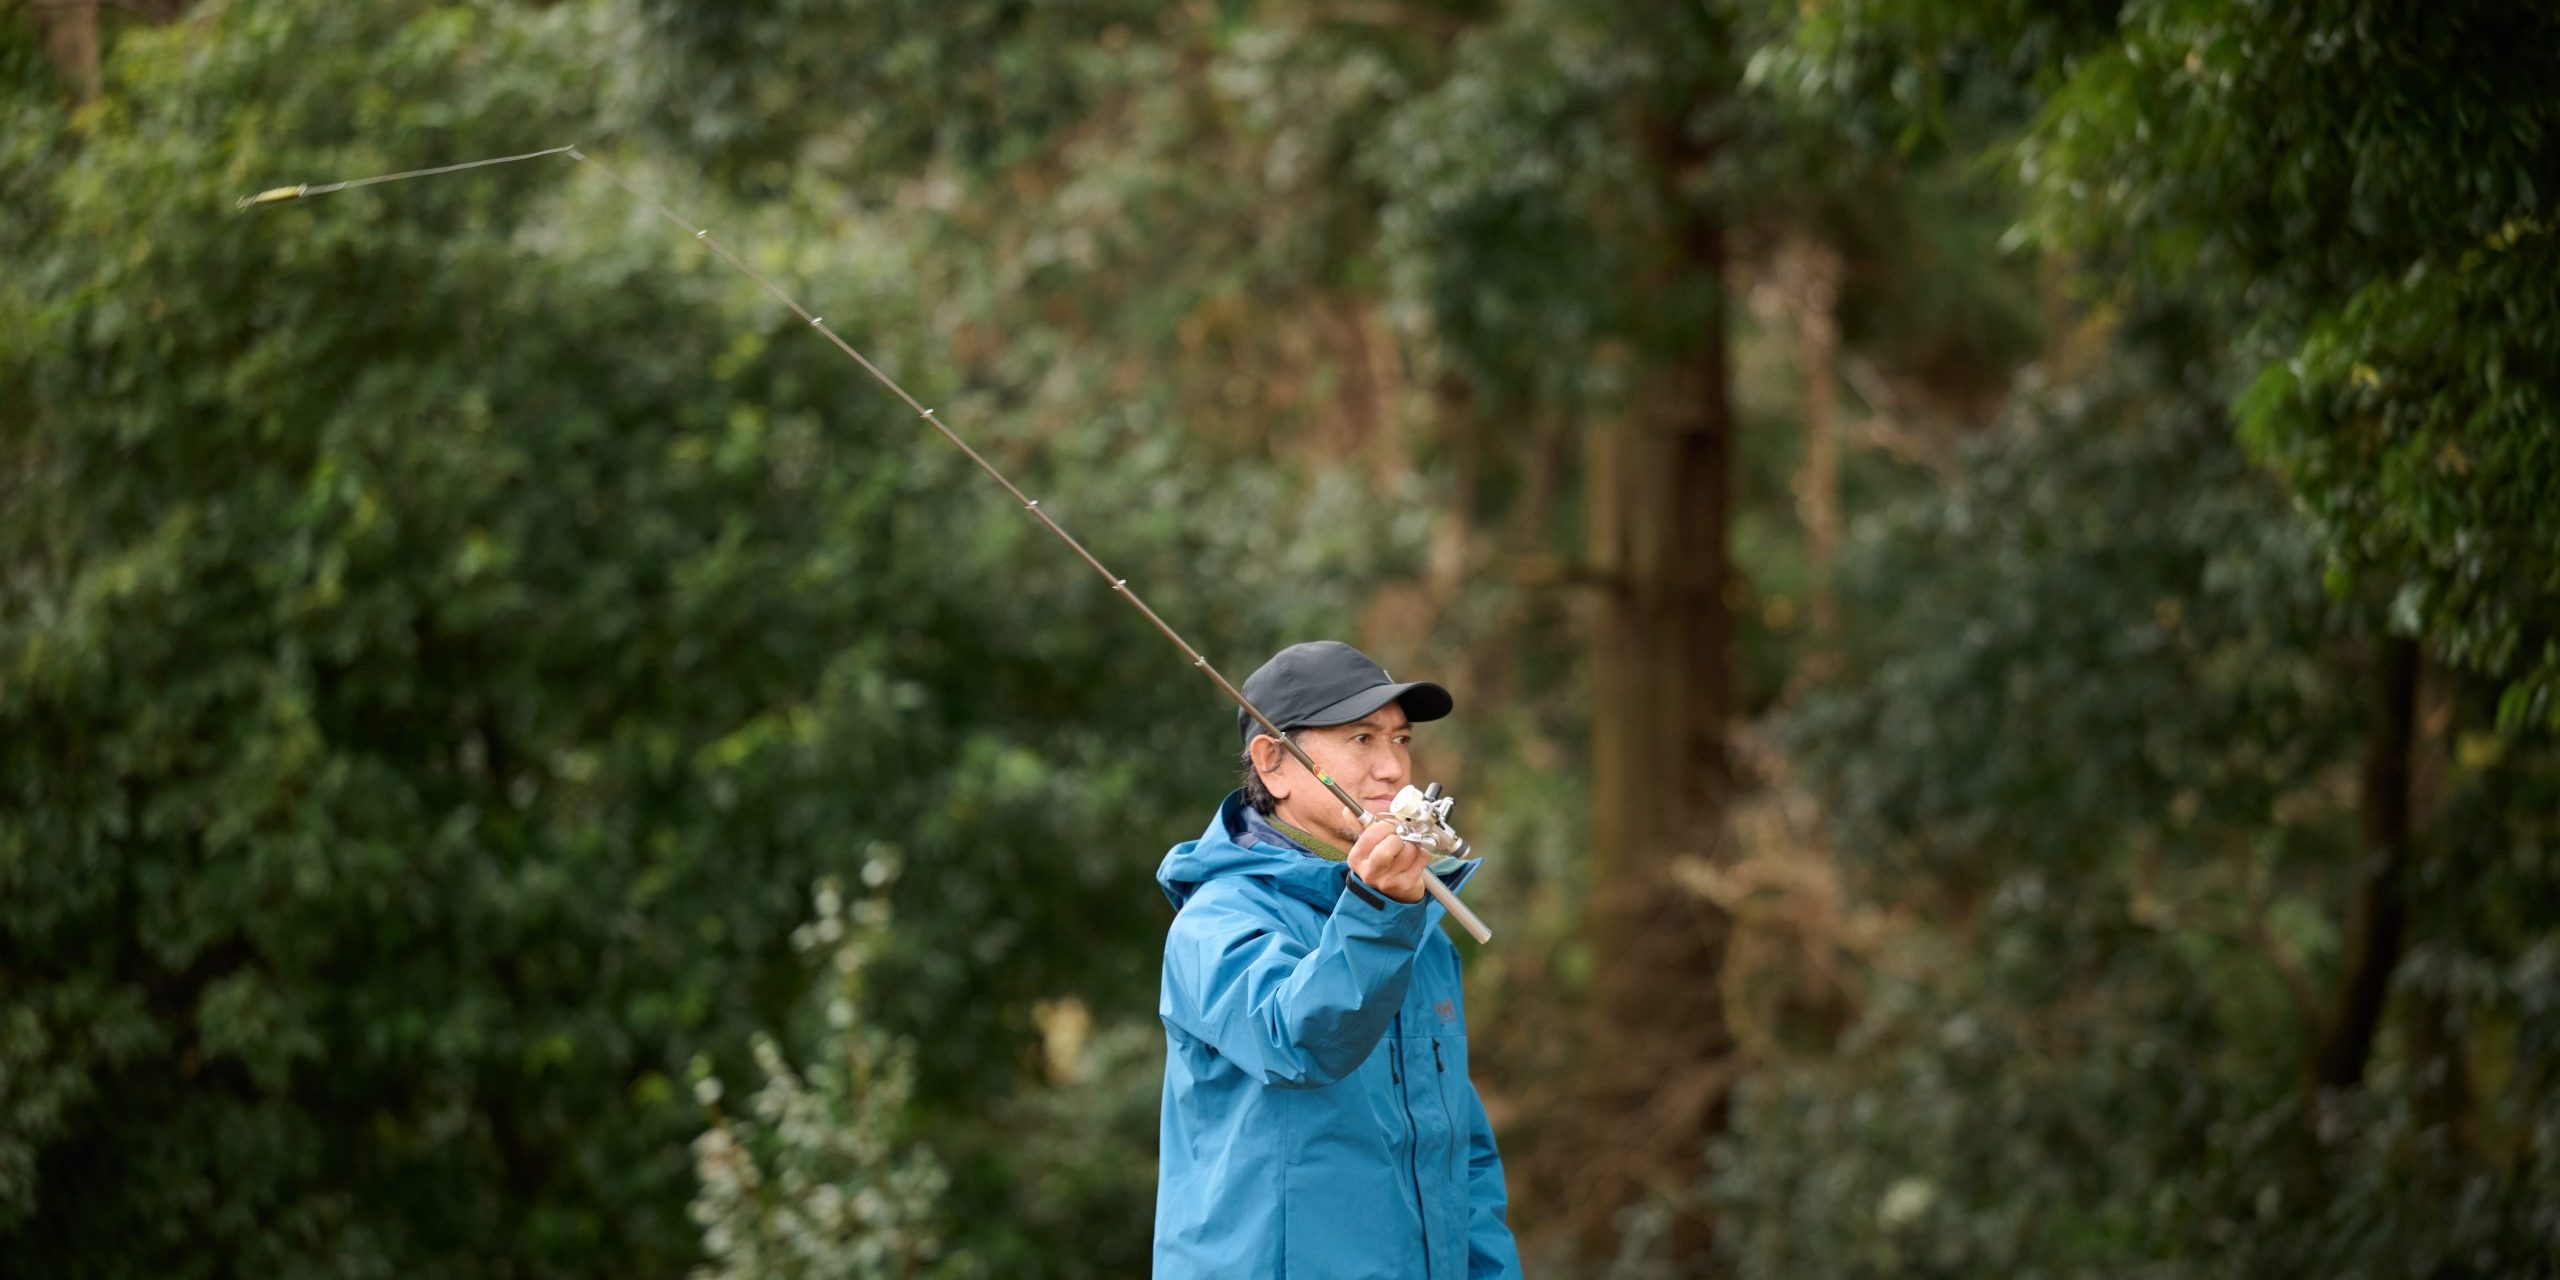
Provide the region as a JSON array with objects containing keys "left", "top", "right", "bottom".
[{"left": 1422, "top": 873, "right": 1492, "bottom": 944}]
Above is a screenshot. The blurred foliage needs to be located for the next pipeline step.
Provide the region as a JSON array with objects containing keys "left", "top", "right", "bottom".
[
  {"left": 1717, "top": 363, "right": 2560, "bottom": 1272},
  {"left": 1688, "top": 2, "right": 2560, "bottom": 1273},
  {"left": 2034, "top": 1, "right": 2560, "bottom": 736},
  {"left": 688, "top": 871, "right": 1164, "bottom": 1280},
  {"left": 1776, "top": 0, "right": 2560, "bottom": 730},
  {"left": 688, "top": 870, "right": 954, "bottom": 1280},
  {"left": 0, "top": 1, "right": 1363, "bottom": 1273},
  {"left": 5, "top": 0, "right": 2557, "bottom": 1276},
  {"left": 1784, "top": 347, "right": 2360, "bottom": 898}
]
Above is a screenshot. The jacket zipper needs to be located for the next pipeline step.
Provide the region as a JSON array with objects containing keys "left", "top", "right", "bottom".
[
  {"left": 1391, "top": 1014, "right": 1431, "bottom": 1277},
  {"left": 1428, "top": 1037, "right": 1449, "bottom": 1273}
]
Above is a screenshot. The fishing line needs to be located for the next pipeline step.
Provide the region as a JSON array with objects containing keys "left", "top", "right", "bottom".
[{"left": 238, "top": 144, "right": 1493, "bottom": 943}]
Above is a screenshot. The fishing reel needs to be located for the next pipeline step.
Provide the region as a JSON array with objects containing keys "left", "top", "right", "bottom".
[{"left": 1384, "top": 782, "right": 1472, "bottom": 859}]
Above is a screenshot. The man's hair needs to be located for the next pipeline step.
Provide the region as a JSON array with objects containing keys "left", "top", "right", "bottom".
[{"left": 1239, "top": 739, "right": 1280, "bottom": 815}]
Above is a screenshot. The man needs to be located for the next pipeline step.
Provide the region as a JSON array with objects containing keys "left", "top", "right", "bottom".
[{"left": 1153, "top": 640, "right": 1523, "bottom": 1279}]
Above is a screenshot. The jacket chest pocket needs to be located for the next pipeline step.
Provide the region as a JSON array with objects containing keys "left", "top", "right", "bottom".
[
  {"left": 1405, "top": 948, "right": 1469, "bottom": 1085},
  {"left": 1407, "top": 1030, "right": 1468, "bottom": 1153},
  {"left": 1399, "top": 984, "right": 1470, "bottom": 1165}
]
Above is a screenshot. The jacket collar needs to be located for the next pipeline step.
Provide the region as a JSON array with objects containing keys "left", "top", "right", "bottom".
[{"left": 1156, "top": 790, "right": 1483, "bottom": 913}]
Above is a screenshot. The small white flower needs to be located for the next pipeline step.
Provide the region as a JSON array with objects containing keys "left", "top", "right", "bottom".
[
  {"left": 809, "top": 1183, "right": 845, "bottom": 1228},
  {"left": 1879, "top": 1177, "right": 1936, "bottom": 1227}
]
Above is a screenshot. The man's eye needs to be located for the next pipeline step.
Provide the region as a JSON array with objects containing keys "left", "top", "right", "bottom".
[
  {"left": 1351, "top": 733, "right": 1371, "bottom": 744},
  {"left": 1393, "top": 735, "right": 1412, "bottom": 747}
]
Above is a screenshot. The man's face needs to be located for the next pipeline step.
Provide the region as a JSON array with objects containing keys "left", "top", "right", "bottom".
[{"left": 1259, "top": 702, "right": 1415, "bottom": 849}]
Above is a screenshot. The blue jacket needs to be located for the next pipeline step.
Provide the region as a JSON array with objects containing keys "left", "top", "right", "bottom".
[{"left": 1154, "top": 792, "right": 1523, "bottom": 1279}]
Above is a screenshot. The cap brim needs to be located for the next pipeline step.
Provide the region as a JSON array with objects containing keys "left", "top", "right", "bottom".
[{"left": 1297, "top": 679, "right": 1453, "bottom": 730}]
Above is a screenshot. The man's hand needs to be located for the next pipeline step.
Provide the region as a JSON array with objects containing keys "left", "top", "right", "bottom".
[{"left": 1347, "top": 816, "right": 1431, "bottom": 904}]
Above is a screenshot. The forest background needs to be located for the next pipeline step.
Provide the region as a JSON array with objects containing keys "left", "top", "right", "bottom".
[{"left": 5, "top": 1, "right": 2556, "bottom": 1276}]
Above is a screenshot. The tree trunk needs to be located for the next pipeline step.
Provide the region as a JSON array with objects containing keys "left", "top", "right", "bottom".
[
  {"left": 34, "top": 0, "right": 104, "bottom": 102},
  {"left": 1574, "top": 116, "right": 1739, "bottom": 1260},
  {"left": 1781, "top": 240, "right": 1844, "bottom": 671},
  {"left": 2314, "top": 634, "right": 2420, "bottom": 1089}
]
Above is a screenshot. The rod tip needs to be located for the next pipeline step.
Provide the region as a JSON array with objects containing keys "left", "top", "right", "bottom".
[{"left": 236, "top": 184, "right": 308, "bottom": 210}]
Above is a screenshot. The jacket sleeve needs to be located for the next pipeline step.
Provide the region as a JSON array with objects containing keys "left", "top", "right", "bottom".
[
  {"left": 1160, "top": 875, "right": 1428, "bottom": 1088},
  {"left": 1462, "top": 1077, "right": 1525, "bottom": 1278}
]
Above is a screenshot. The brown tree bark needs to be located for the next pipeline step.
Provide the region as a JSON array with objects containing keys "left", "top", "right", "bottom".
[
  {"left": 1779, "top": 241, "right": 1843, "bottom": 672},
  {"left": 32, "top": 0, "right": 104, "bottom": 102},
  {"left": 1572, "top": 111, "right": 1739, "bottom": 1260},
  {"left": 2314, "top": 634, "right": 2421, "bottom": 1089}
]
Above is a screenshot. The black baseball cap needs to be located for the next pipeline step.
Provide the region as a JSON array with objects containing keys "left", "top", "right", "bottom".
[{"left": 1235, "top": 640, "right": 1453, "bottom": 746}]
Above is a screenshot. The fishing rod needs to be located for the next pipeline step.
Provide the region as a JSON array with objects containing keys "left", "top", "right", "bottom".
[{"left": 239, "top": 144, "right": 1495, "bottom": 944}]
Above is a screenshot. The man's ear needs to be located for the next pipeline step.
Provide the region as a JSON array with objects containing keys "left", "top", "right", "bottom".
[{"left": 1249, "top": 735, "right": 1294, "bottom": 801}]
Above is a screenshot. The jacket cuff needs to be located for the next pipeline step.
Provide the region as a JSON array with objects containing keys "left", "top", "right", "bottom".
[{"left": 1339, "top": 869, "right": 1426, "bottom": 922}]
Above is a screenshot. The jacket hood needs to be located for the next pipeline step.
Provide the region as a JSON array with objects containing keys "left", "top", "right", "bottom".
[
  {"left": 1156, "top": 791, "right": 1347, "bottom": 912},
  {"left": 1156, "top": 790, "right": 1481, "bottom": 913}
]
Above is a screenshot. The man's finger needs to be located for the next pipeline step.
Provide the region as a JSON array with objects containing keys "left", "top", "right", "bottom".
[{"left": 1351, "top": 818, "right": 1399, "bottom": 858}]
